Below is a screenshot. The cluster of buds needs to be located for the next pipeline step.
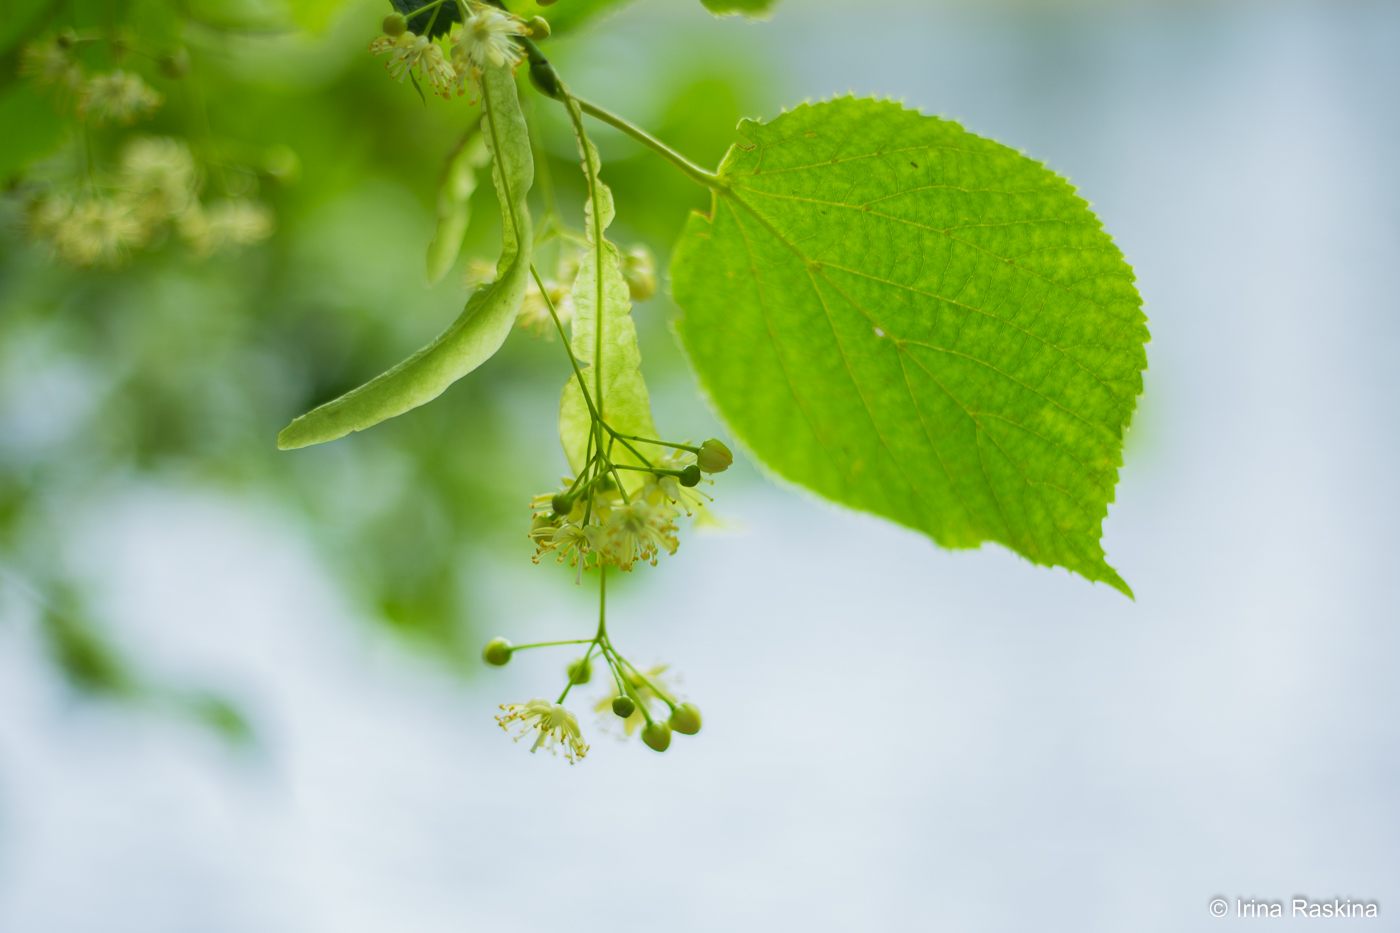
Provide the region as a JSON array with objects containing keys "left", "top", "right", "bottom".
[
  {"left": 529, "top": 438, "right": 732, "bottom": 575},
  {"left": 483, "top": 641, "right": 703, "bottom": 759},
  {"left": 370, "top": 1, "right": 547, "bottom": 102}
]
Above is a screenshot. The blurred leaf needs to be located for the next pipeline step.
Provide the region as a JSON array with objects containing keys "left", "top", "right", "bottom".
[
  {"left": 278, "top": 61, "right": 535, "bottom": 449},
  {"left": 559, "top": 99, "right": 660, "bottom": 480},
  {"left": 0, "top": 84, "right": 68, "bottom": 181},
  {"left": 426, "top": 132, "right": 488, "bottom": 285},
  {"left": 41, "top": 598, "right": 137, "bottom": 697},
  {"left": 508, "top": 0, "right": 633, "bottom": 36},
  {"left": 183, "top": 692, "right": 256, "bottom": 745},
  {"left": 700, "top": 0, "right": 775, "bottom": 16},
  {"left": 672, "top": 97, "right": 1147, "bottom": 595}
]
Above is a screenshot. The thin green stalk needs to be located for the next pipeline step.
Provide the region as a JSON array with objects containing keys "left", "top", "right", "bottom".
[
  {"left": 609, "top": 433, "right": 700, "bottom": 454},
  {"left": 556, "top": 640, "right": 595, "bottom": 704},
  {"left": 620, "top": 656, "right": 677, "bottom": 710},
  {"left": 509, "top": 638, "right": 596, "bottom": 652},
  {"left": 572, "top": 96, "right": 722, "bottom": 190},
  {"left": 532, "top": 262, "right": 599, "bottom": 422}
]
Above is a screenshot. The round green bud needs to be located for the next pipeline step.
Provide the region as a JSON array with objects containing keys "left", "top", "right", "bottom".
[
  {"left": 669, "top": 702, "right": 702, "bottom": 735},
  {"left": 641, "top": 719, "right": 672, "bottom": 752},
  {"left": 382, "top": 12, "right": 408, "bottom": 36},
  {"left": 697, "top": 438, "right": 733, "bottom": 474},
  {"left": 611, "top": 695, "right": 635, "bottom": 718},
  {"left": 551, "top": 492, "right": 571, "bottom": 517},
  {"left": 526, "top": 16, "right": 551, "bottom": 39},
  {"left": 159, "top": 47, "right": 190, "bottom": 79},
  {"left": 481, "top": 637, "right": 512, "bottom": 666},
  {"left": 566, "top": 656, "right": 592, "bottom": 685},
  {"left": 263, "top": 145, "right": 301, "bottom": 185},
  {"left": 678, "top": 464, "right": 702, "bottom": 488},
  {"left": 528, "top": 59, "right": 562, "bottom": 99}
]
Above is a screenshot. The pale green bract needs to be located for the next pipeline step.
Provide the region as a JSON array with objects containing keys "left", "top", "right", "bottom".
[
  {"left": 277, "top": 62, "right": 532, "bottom": 450},
  {"left": 671, "top": 97, "right": 1148, "bottom": 595},
  {"left": 426, "top": 133, "right": 489, "bottom": 286},
  {"left": 559, "top": 99, "right": 661, "bottom": 483}
]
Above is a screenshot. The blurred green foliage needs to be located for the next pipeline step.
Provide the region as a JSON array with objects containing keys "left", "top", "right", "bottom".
[{"left": 0, "top": 0, "right": 767, "bottom": 703}]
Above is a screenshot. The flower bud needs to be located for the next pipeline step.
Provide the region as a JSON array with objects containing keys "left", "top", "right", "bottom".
[
  {"left": 678, "top": 464, "right": 701, "bottom": 488},
  {"left": 528, "top": 59, "right": 562, "bottom": 99},
  {"left": 551, "top": 492, "right": 571, "bottom": 517},
  {"left": 567, "top": 656, "right": 592, "bottom": 685},
  {"left": 611, "top": 695, "right": 635, "bottom": 718},
  {"left": 621, "top": 245, "right": 657, "bottom": 302},
  {"left": 382, "top": 12, "right": 408, "bottom": 35},
  {"left": 481, "top": 637, "right": 512, "bottom": 666},
  {"left": 669, "top": 702, "right": 702, "bottom": 735},
  {"left": 526, "top": 15, "right": 551, "bottom": 39},
  {"left": 159, "top": 48, "right": 190, "bottom": 79},
  {"left": 697, "top": 438, "right": 733, "bottom": 473},
  {"left": 529, "top": 513, "right": 559, "bottom": 547},
  {"left": 641, "top": 720, "right": 672, "bottom": 752}
]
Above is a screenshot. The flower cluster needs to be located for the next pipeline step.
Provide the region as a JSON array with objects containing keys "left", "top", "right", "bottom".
[
  {"left": 78, "top": 70, "right": 162, "bottom": 125},
  {"left": 529, "top": 480, "right": 681, "bottom": 575},
  {"left": 19, "top": 35, "right": 84, "bottom": 92},
  {"left": 370, "top": 2, "right": 531, "bottom": 101},
  {"left": 25, "top": 137, "right": 273, "bottom": 268},
  {"left": 496, "top": 698, "right": 589, "bottom": 763}
]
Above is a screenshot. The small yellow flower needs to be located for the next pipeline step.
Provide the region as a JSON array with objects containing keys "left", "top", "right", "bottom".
[
  {"left": 369, "top": 32, "right": 456, "bottom": 97},
  {"left": 20, "top": 38, "right": 83, "bottom": 91},
  {"left": 79, "top": 70, "right": 162, "bottom": 124},
  {"left": 37, "top": 194, "right": 147, "bottom": 267},
  {"left": 497, "top": 698, "right": 589, "bottom": 763},
  {"left": 451, "top": 3, "right": 528, "bottom": 73},
  {"left": 120, "top": 136, "right": 198, "bottom": 223},
  {"left": 600, "top": 498, "right": 679, "bottom": 570},
  {"left": 516, "top": 276, "right": 573, "bottom": 338},
  {"left": 180, "top": 198, "right": 274, "bottom": 256}
]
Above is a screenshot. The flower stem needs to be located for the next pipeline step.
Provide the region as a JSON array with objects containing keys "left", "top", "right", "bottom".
[
  {"left": 609, "top": 433, "right": 700, "bottom": 454},
  {"left": 620, "top": 656, "right": 677, "bottom": 711},
  {"left": 509, "top": 638, "right": 596, "bottom": 652},
  {"left": 571, "top": 96, "right": 722, "bottom": 190}
]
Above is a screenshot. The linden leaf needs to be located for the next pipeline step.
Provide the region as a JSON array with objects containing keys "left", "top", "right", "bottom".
[
  {"left": 559, "top": 99, "right": 662, "bottom": 483},
  {"left": 671, "top": 97, "right": 1148, "bottom": 595},
  {"left": 278, "top": 62, "right": 532, "bottom": 450},
  {"left": 426, "top": 132, "right": 488, "bottom": 286}
]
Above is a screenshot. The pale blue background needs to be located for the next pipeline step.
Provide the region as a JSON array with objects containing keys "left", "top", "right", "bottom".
[{"left": 1, "top": 1, "right": 1397, "bottom": 929}]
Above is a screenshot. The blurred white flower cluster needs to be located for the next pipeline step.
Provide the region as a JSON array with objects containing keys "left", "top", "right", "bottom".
[{"left": 25, "top": 138, "right": 273, "bottom": 268}]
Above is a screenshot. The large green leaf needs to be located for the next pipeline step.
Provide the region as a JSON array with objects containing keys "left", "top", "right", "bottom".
[
  {"left": 671, "top": 97, "right": 1147, "bottom": 595},
  {"left": 278, "top": 63, "right": 532, "bottom": 450},
  {"left": 559, "top": 99, "right": 661, "bottom": 481}
]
